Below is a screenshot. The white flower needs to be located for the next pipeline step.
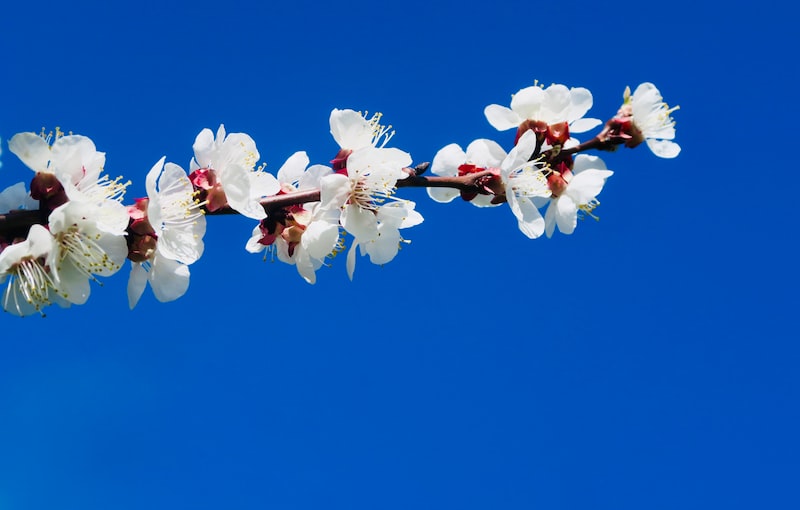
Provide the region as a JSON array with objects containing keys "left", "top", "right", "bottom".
[
  {"left": 327, "top": 147, "right": 414, "bottom": 239},
  {"left": 484, "top": 82, "right": 601, "bottom": 134},
  {"left": 544, "top": 155, "right": 613, "bottom": 237},
  {"left": 246, "top": 152, "right": 341, "bottom": 284},
  {"left": 146, "top": 157, "right": 206, "bottom": 265},
  {"left": 625, "top": 82, "right": 681, "bottom": 158},
  {"left": 319, "top": 146, "right": 422, "bottom": 278},
  {"left": 499, "top": 130, "right": 552, "bottom": 239},
  {"left": 427, "top": 139, "right": 507, "bottom": 207},
  {"left": 345, "top": 199, "right": 423, "bottom": 280},
  {"left": 127, "top": 256, "right": 191, "bottom": 309},
  {"left": 190, "top": 124, "right": 280, "bottom": 219},
  {"left": 0, "top": 225, "right": 68, "bottom": 316},
  {"left": 127, "top": 158, "right": 206, "bottom": 309},
  {"left": 274, "top": 151, "right": 335, "bottom": 193},
  {"left": 329, "top": 109, "right": 395, "bottom": 151},
  {"left": 48, "top": 200, "right": 129, "bottom": 305},
  {"left": 8, "top": 130, "right": 127, "bottom": 204}
]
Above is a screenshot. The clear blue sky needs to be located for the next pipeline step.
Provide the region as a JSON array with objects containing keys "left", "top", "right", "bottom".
[{"left": 1, "top": 1, "right": 797, "bottom": 509}]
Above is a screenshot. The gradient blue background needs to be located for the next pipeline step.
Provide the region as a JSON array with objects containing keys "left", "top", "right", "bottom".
[{"left": 1, "top": 1, "right": 796, "bottom": 508}]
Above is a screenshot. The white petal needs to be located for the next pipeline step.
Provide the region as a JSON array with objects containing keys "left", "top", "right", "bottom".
[
  {"left": 510, "top": 86, "right": 545, "bottom": 120},
  {"left": 221, "top": 164, "right": 266, "bottom": 220},
  {"left": 569, "top": 117, "right": 602, "bottom": 133},
  {"left": 377, "top": 201, "right": 423, "bottom": 229},
  {"left": 430, "top": 143, "right": 466, "bottom": 177},
  {"left": 158, "top": 226, "right": 205, "bottom": 265},
  {"left": 127, "top": 263, "right": 148, "bottom": 309},
  {"left": 544, "top": 201, "right": 557, "bottom": 238},
  {"left": 646, "top": 139, "right": 681, "bottom": 158},
  {"left": 150, "top": 256, "right": 190, "bottom": 303},
  {"left": 507, "top": 193, "right": 544, "bottom": 239},
  {"left": 347, "top": 147, "right": 412, "bottom": 178},
  {"left": 245, "top": 225, "right": 266, "bottom": 254},
  {"left": 465, "top": 139, "right": 507, "bottom": 167},
  {"left": 51, "top": 135, "right": 98, "bottom": 185},
  {"left": 298, "top": 165, "right": 333, "bottom": 190},
  {"left": 319, "top": 173, "right": 351, "bottom": 210},
  {"left": 555, "top": 196, "right": 578, "bottom": 235},
  {"left": 364, "top": 224, "right": 401, "bottom": 265},
  {"left": 484, "top": 104, "right": 521, "bottom": 131},
  {"left": 329, "top": 109, "right": 373, "bottom": 149},
  {"left": 294, "top": 247, "right": 317, "bottom": 284},
  {"left": 302, "top": 221, "right": 340, "bottom": 260},
  {"left": 192, "top": 128, "right": 216, "bottom": 168},
  {"left": 341, "top": 204, "right": 378, "bottom": 241},
  {"left": 8, "top": 132, "right": 52, "bottom": 173},
  {"left": 57, "top": 261, "right": 91, "bottom": 305},
  {"left": 470, "top": 194, "right": 501, "bottom": 208},
  {"left": 568, "top": 87, "right": 594, "bottom": 123},
  {"left": 541, "top": 84, "right": 571, "bottom": 122},
  {"left": 346, "top": 242, "right": 358, "bottom": 281},
  {"left": 567, "top": 169, "right": 613, "bottom": 204},
  {"left": 502, "top": 130, "right": 537, "bottom": 172},
  {"left": 277, "top": 151, "right": 310, "bottom": 185},
  {"left": 427, "top": 187, "right": 459, "bottom": 203},
  {"left": 221, "top": 132, "right": 259, "bottom": 169},
  {"left": 572, "top": 154, "right": 607, "bottom": 174},
  {"left": 145, "top": 157, "right": 166, "bottom": 200},
  {"left": 249, "top": 172, "right": 281, "bottom": 198}
]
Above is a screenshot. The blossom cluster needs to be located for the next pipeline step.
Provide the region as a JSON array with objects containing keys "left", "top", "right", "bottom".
[{"left": 0, "top": 82, "right": 680, "bottom": 316}]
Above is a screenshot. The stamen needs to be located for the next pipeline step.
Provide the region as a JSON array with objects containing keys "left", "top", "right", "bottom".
[{"left": 578, "top": 199, "right": 601, "bottom": 221}]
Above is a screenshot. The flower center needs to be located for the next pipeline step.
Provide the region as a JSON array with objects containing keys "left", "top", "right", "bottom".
[
  {"left": 56, "top": 225, "right": 122, "bottom": 278},
  {"left": 4, "top": 256, "right": 57, "bottom": 316}
]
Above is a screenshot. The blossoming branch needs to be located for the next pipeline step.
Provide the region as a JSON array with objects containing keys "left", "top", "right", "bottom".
[{"left": 0, "top": 81, "right": 680, "bottom": 317}]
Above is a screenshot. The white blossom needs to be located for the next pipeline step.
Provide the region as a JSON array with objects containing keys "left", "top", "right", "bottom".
[
  {"left": 544, "top": 155, "right": 613, "bottom": 237},
  {"left": 0, "top": 225, "right": 68, "bottom": 316},
  {"left": 48, "top": 200, "right": 129, "bottom": 305},
  {"left": 127, "top": 158, "right": 206, "bottom": 309},
  {"left": 246, "top": 152, "right": 341, "bottom": 284},
  {"left": 8, "top": 130, "right": 127, "bottom": 204},
  {"left": 190, "top": 124, "right": 279, "bottom": 219},
  {"left": 329, "top": 109, "right": 395, "bottom": 151},
  {"left": 625, "top": 82, "right": 681, "bottom": 158},
  {"left": 484, "top": 82, "right": 601, "bottom": 134},
  {"left": 427, "top": 139, "right": 506, "bottom": 207}
]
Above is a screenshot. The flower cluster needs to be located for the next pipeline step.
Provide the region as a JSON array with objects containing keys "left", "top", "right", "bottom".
[{"left": 0, "top": 82, "right": 680, "bottom": 316}]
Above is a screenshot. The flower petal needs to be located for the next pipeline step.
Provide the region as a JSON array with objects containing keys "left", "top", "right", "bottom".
[
  {"left": 277, "top": 151, "right": 310, "bottom": 185},
  {"left": 330, "top": 109, "right": 374, "bottom": 149},
  {"left": 192, "top": 128, "right": 216, "bottom": 168},
  {"left": 341, "top": 204, "right": 378, "bottom": 241},
  {"left": 298, "top": 164, "right": 333, "bottom": 190},
  {"left": 507, "top": 193, "right": 544, "bottom": 239},
  {"left": 8, "top": 132, "right": 51, "bottom": 173},
  {"left": 646, "top": 139, "right": 681, "bottom": 158},
  {"left": 430, "top": 143, "right": 466, "bottom": 177},
  {"left": 567, "top": 169, "right": 613, "bottom": 204},
  {"left": 465, "top": 139, "right": 507, "bottom": 168},
  {"left": 567, "top": 87, "right": 594, "bottom": 123},
  {"left": 555, "top": 196, "right": 578, "bottom": 235},
  {"left": 427, "top": 187, "right": 459, "bottom": 203},
  {"left": 149, "top": 256, "right": 190, "bottom": 303},
  {"left": 221, "top": 164, "right": 266, "bottom": 220},
  {"left": 346, "top": 242, "right": 358, "bottom": 281},
  {"left": 569, "top": 117, "right": 602, "bottom": 133},
  {"left": 510, "top": 86, "right": 545, "bottom": 120},
  {"left": 302, "top": 220, "right": 340, "bottom": 260},
  {"left": 484, "top": 104, "right": 520, "bottom": 131}
]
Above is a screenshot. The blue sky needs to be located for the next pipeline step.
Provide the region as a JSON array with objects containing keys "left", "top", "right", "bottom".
[{"left": 1, "top": 1, "right": 797, "bottom": 509}]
